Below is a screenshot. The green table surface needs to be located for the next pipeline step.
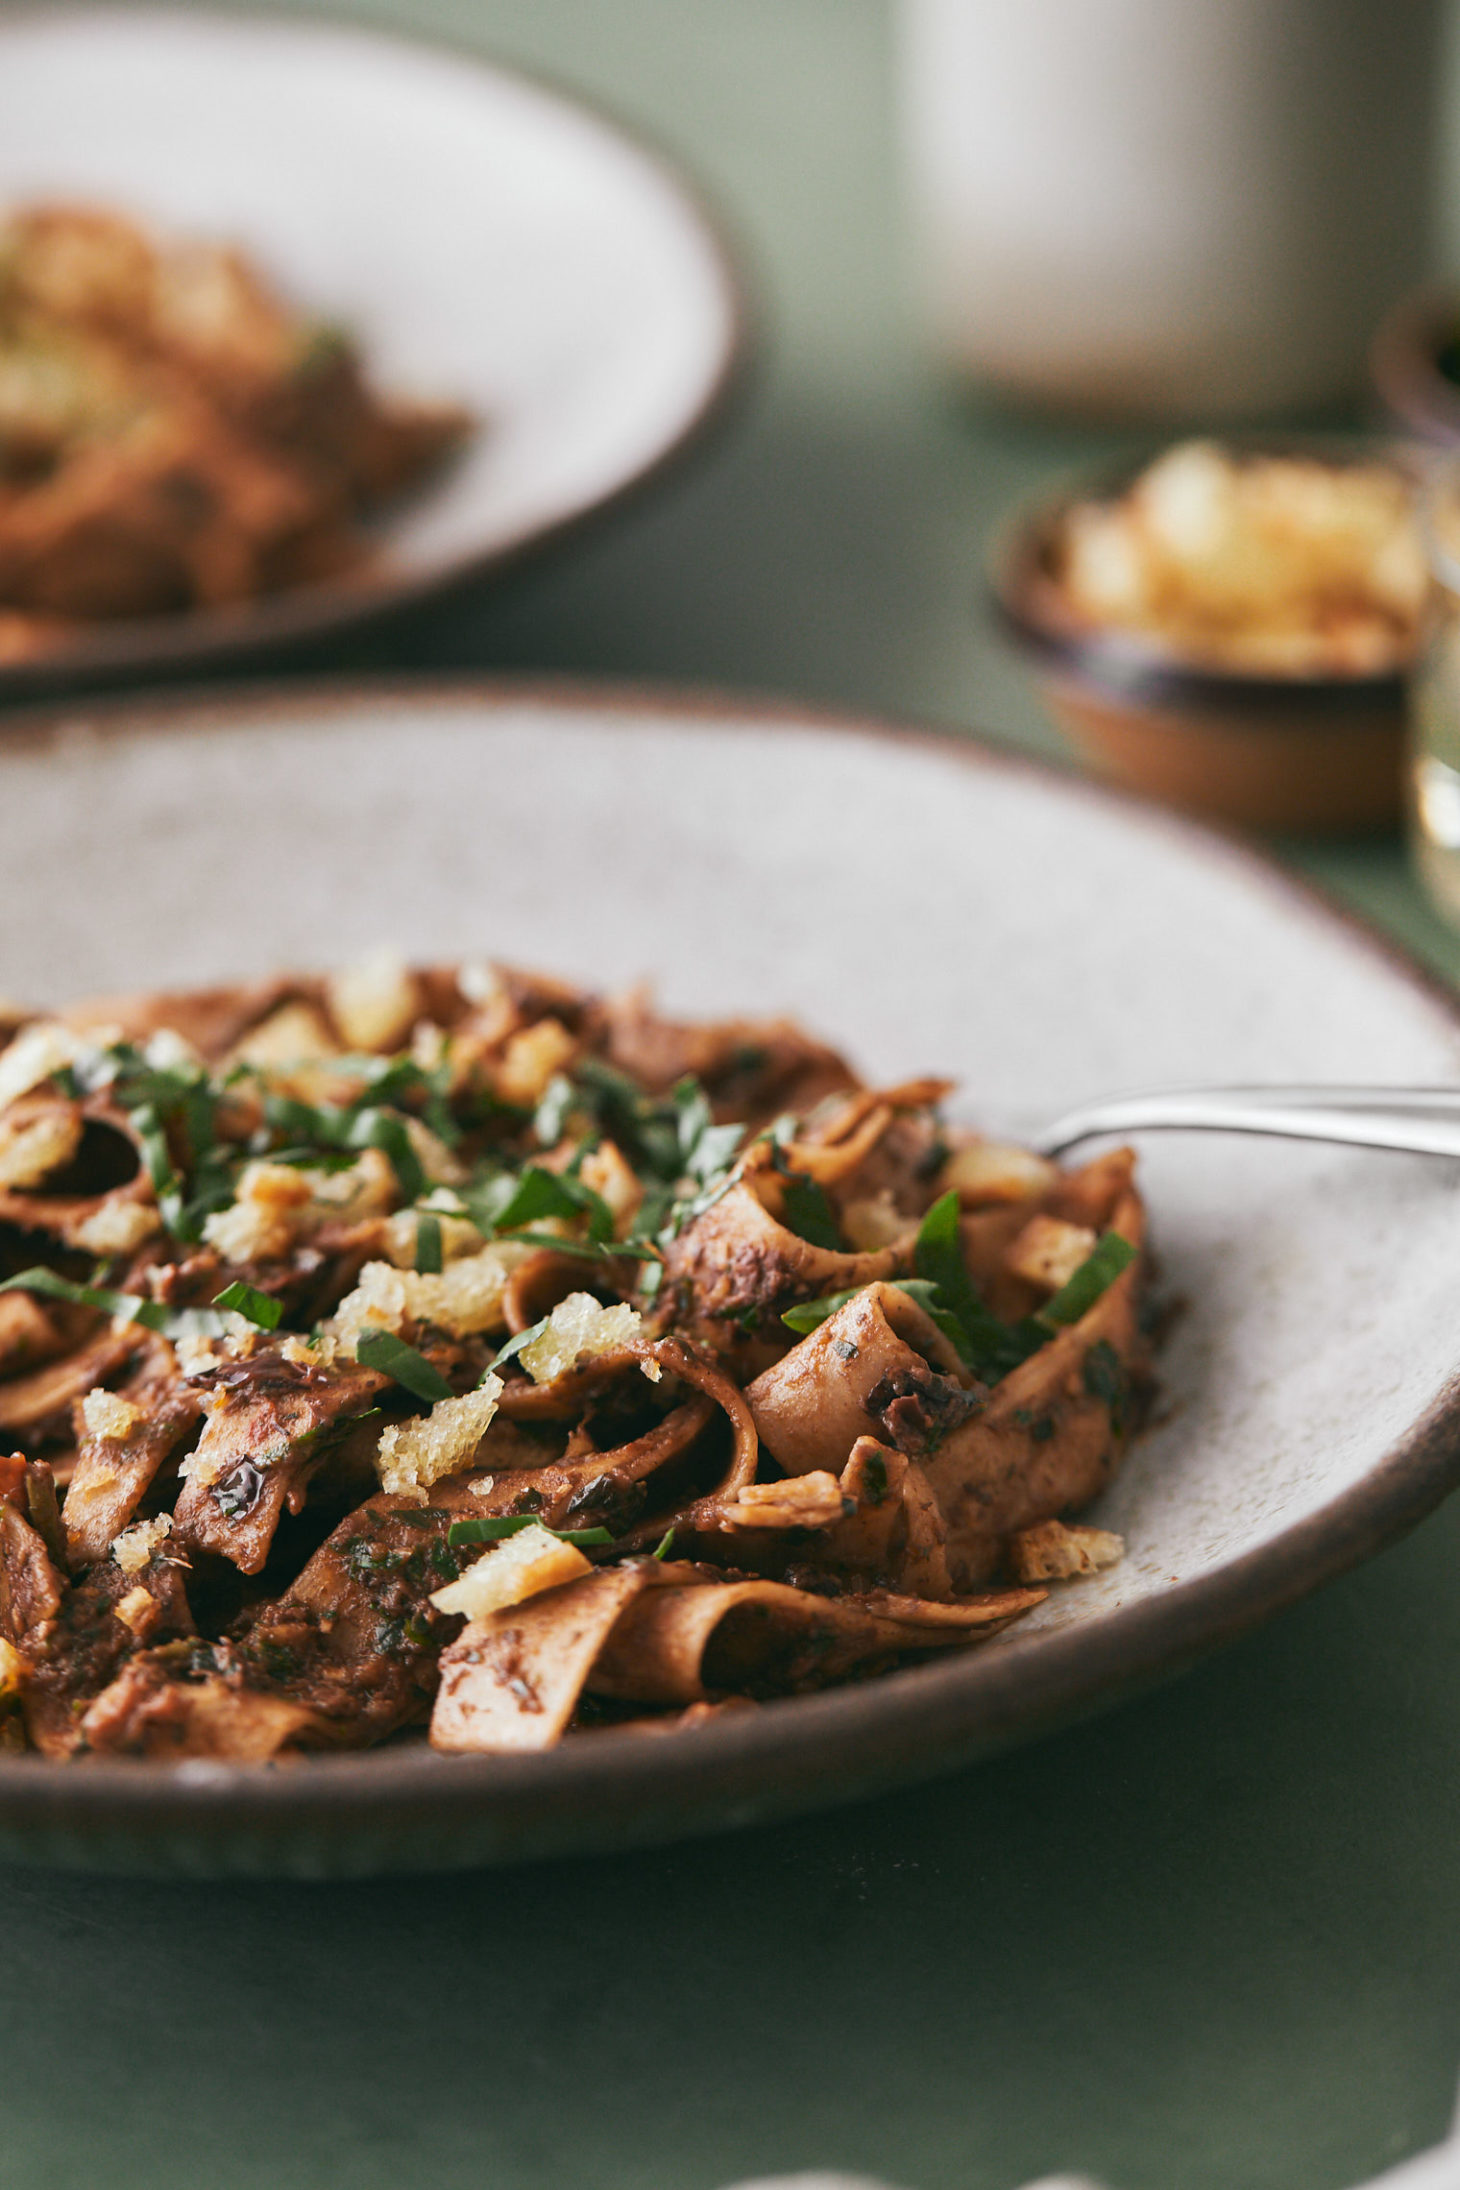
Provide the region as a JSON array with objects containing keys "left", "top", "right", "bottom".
[{"left": 8, "top": 7, "right": 1460, "bottom": 2188}]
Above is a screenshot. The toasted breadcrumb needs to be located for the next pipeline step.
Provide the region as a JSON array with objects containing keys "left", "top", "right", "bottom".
[
  {"left": 722, "top": 1472, "right": 845, "bottom": 1530},
  {"left": 1009, "top": 1519, "right": 1124, "bottom": 1582},
  {"left": 840, "top": 1193, "right": 910, "bottom": 1250},
  {"left": 496, "top": 1018, "right": 577, "bottom": 1107},
  {"left": 456, "top": 962, "right": 503, "bottom": 1008},
  {"left": 940, "top": 1140, "right": 1058, "bottom": 1207},
  {"left": 375, "top": 1377, "right": 504, "bottom": 1502},
  {"left": 578, "top": 1141, "right": 643, "bottom": 1235},
  {"left": 111, "top": 1513, "right": 173, "bottom": 1574},
  {"left": 0, "top": 1021, "right": 82, "bottom": 1110},
  {"left": 71, "top": 1197, "right": 162, "bottom": 1256},
  {"left": 203, "top": 1159, "right": 313, "bottom": 1262},
  {"left": 402, "top": 1114, "right": 466, "bottom": 1188},
  {"left": 429, "top": 1522, "right": 590, "bottom": 1619},
  {"left": 176, "top": 1327, "right": 257, "bottom": 1379},
  {"left": 113, "top": 1585, "right": 160, "bottom": 1638},
  {"left": 229, "top": 1001, "right": 340, "bottom": 1071},
  {"left": 330, "top": 1245, "right": 528, "bottom": 1347},
  {"left": 380, "top": 1208, "right": 485, "bottom": 1270},
  {"left": 81, "top": 1388, "right": 144, "bottom": 1441},
  {"left": 1057, "top": 441, "right": 1427, "bottom": 676},
  {"left": 326, "top": 949, "right": 419, "bottom": 1054},
  {"left": 299, "top": 1146, "right": 396, "bottom": 1219},
  {"left": 328, "top": 1260, "right": 410, "bottom": 1342},
  {"left": 519, "top": 1294, "right": 642, "bottom": 1384},
  {"left": 142, "top": 1027, "right": 205, "bottom": 1075},
  {"left": 1005, "top": 1214, "right": 1098, "bottom": 1292}
]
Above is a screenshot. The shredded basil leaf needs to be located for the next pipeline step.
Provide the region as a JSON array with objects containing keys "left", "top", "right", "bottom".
[
  {"left": 344, "top": 1108, "right": 427, "bottom": 1200},
  {"left": 780, "top": 1174, "right": 841, "bottom": 1251},
  {"left": 488, "top": 1318, "right": 548, "bottom": 1373},
  {"left": 446, "top": 1515, "right": 531, "bottom": 1544},
  {"left": 469, "top": 1163, "right": 613, "bottom": 1244},
  {"left": 212, "top": 1281, "right": 283, "bottom": 1331},
  {"left": 911, "top": 1190, "right": 1029, "bottom": 1376},
  {"left": 890, "top": 1276, "right": 996, "bottom": 1367},
  {"left": 668, "top": 1077, "right": 743, "bottom": 1184},
  {"left": 491, "top": 1165, "right": 583, "bottom": 1233},
  {"left": 558, "top": 1064, "right": 743, "bottom": 1200},
  {"left": 354, "top": 1327, "right": 453, "bottom": 1403},
  {"left": 672, "top": 1076, "right": 711, "bottom": 1161},
  {"left": 0, "top": 1267, "right": 220, "bottom": 1339},
  {"left": 414, "top": 1214, "right": 444, "bottom": 1276},
  {"left": 1037, "top": 1232, "right": 1137, "bottom": 1329},
  {"left": 445, "top": 1517, "right": 612, "bottom": 1549},
  {"left": 782, "top": 1286, "right": 860, "bottom": 1335},
  {"left": 533, "top": 1073, "right": 577, "bottom": 1148},
  {"left": 652, "top": 1527, "right": 676, "bottom": 1561},
  {"left": 687, "top": 1123, "right": 745, "bottom": 1186},
  {"left": 129, "top": 1101, "right": 177, "bottom": 1196}
]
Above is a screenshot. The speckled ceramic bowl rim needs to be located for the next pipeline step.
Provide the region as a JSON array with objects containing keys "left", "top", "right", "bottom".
[
  {"left": 2, "top": 672, "right": 1459, "bottom": 1871},
  {"left": 0, "top": 3, "right": 753, "bottom": 701},
  {"left": 987, "top": 438, "right": 1419, "bottom": 718}
]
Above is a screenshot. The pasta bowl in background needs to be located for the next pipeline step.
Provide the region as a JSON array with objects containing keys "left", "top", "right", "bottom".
[
  {"left": 988, "top": 440, "right": 1427, "bottom": 833},
  {"left": 2, "top": 680, "right": 1460, "bottom": 1876},
  {"left": 0, "top": 8, "right": 743, "bottom": 696}
]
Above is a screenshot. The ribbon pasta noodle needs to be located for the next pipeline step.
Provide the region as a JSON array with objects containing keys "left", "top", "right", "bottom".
[{"left": 0, "top": 958, "right": 1147, "bottom": 1762}]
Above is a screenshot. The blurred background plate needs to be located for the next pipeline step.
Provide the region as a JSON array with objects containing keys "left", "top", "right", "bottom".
[
  {"left": 2, "top": 678, "right": 1460, "bottom": 1876},
  {"left": 0, "top": 7, "right": 743, "bottom": 696}
]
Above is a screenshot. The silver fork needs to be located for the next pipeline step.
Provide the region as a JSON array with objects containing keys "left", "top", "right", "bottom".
[{"left": 1031, "top": 1085, "right": 1460, "bottom": 1161}]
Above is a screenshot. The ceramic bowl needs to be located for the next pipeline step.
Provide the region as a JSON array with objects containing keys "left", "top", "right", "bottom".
[
  {"left": 3, "top": 680, "right": 1460, "bottom": 1876},
  {"left": 0, "top": 7, "right": 745, "bottom": 697},
  {"left": 988, "top": 450, "right": 1416, "bottom": 835}
]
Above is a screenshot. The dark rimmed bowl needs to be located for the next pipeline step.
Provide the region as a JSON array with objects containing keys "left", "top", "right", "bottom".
[
  {"left": 988, "top": 443, "right": 1420, "bottom": 834},
  {"left": 0, "top": 5, "right": 751, "bottom": 702},
  {"left": 5, "top": 675, "right": 1460, "bottom": 1876}
]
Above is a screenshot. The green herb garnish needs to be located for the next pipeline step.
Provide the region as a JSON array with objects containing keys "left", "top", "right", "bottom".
[
  {"left": 779, "top": 1173, "right": 841, "bottom": 1251},
  {"left": 652, "top": 1527, "right": 676, "bottom": 1561},
  {"left": 890, "top": 1276, "right": 992, "bottom": 1367},
  {"left": 532, "top": 1073, "right": 577, "bottom": 1148},
  {"left": 782, "top": 1286, "right": 860, "bottom": 1335},
  {"left": 1037, "top": 1232, "right": 1136, "bottom": 1328},
  {"left": 0, "top": 1266, "right": 222, "bottom": 1339},
  {"left": 445, "top": 1517, "right": 613, "bottom": 1549},
  {"left": 414, "top": 1213, "right": 444, "bottom": 1275},
  {"left": 912, "top": 1191, "right": 1019, "bottom": 1373},
  {"left": 343, "top": 1108, "right": 428, "bottom": 1200},
  {"left": 777, "top": 1215, "right": 1135, "bottom": 1386},
  {"left": 354, "top": 1327, "right": 453, "bottom": 1403},
  {"left": 212, "top": 1281, "right": 283, "bottom": 1331},
  {"left": 487, "top": 1318, "right": 547, "bottom": 1373},
  {"left": 673, "top": 1077, "right": 745, "bottom": 1185},
  {"left": 468, "top": 1163, "right": 613, "bottom": 1245}
]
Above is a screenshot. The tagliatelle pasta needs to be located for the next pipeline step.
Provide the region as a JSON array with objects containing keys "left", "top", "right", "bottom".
[
  {"left": 0, "top": 202, "right": 473, "bottom": 659},
  {"left": 0, "top": 958, "right": 1151, "bottom": 1763}
]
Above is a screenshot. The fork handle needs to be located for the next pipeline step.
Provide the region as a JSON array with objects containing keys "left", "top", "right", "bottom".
[{"left": 1033, "top": 1086, "right": 1460, "bottom": 1160}]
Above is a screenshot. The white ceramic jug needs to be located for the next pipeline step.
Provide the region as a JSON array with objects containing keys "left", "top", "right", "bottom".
[{"left": 900, "top": 0, "right": 1444, "bottom": 420}]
